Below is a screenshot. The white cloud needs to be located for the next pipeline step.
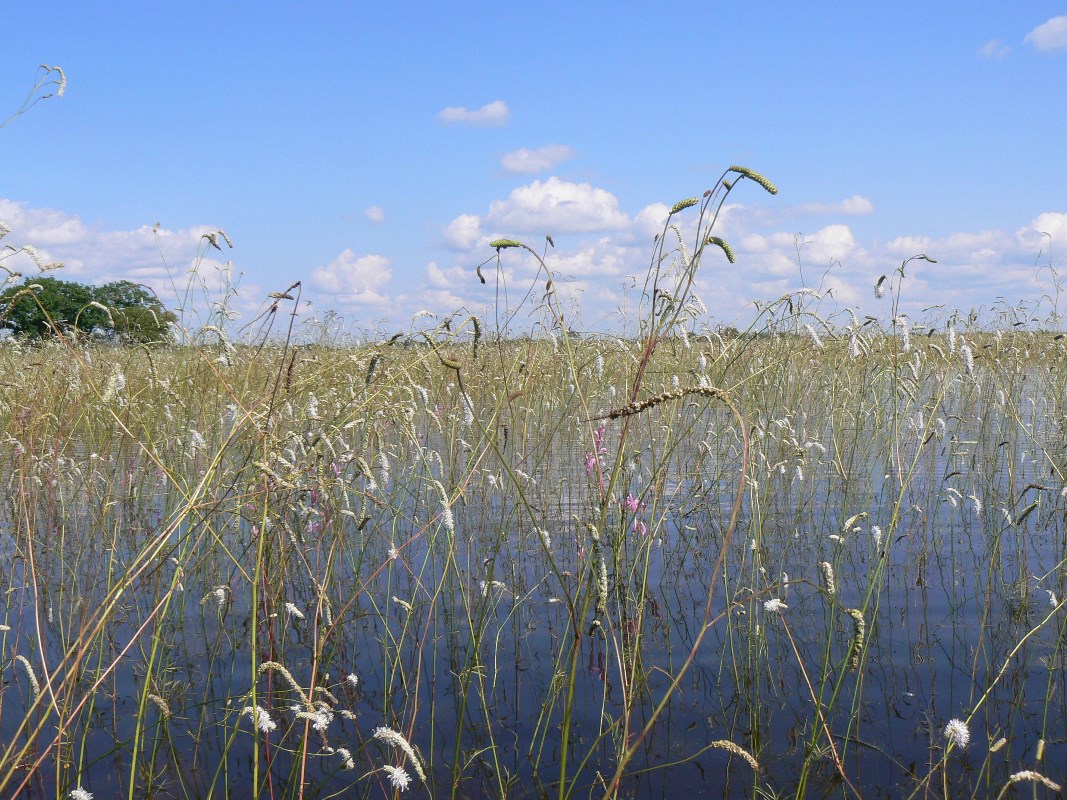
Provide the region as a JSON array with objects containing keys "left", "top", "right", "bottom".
[
  {"left": 500, "top": 145, "right": 577, "bottom": 175},
  {"left": 443, "top": 213, "right": 484, "bottom": 250},
  {"left": 737, "top": 233, "right": 803, "bottom": 277},
  {"left": 542, "top": 238, "right": 635, "bottom": 280},
  {"left": 1018, "top": 211, "right": 1067, "bottom": 248},
  {"left": 886, "top": 229, "right": 1002, "bottom": 260},
  {"left": 425, "top": 260, "right": 470, "bottom": 290},
  {"left": 1024, "top": 15, "right": 1067, "bottom": 51},
  {"left": 310, "top": 249, "right": 391, "bottom": 306},
  {"left": 364, "top": 205, "right": 385, "bottom": 223},
  {"left": 437, "top": 100, "right": 510, "bottom": 127},
  {"left": 486, "top": 177, "right": 629, "bottom": 235},
  {"left": 803, "top": 224, "right": 860, "bottom": 263},
  {"left": 0, "top": 199, "right": 283, "bottom": 329},
  {"left": 0, "top": 198, "right": 226, "bottom": 289},
  {"left": 794, "top": 195, "right": 875, "bottom": 216},
  {"left": 416, "top": 263, "right": 475, "bottom": 312},
  {"left": 633, "top": 203, "right": 672, "bottom": 239},
  {"left": 978, "top": 39, "right": 1011, "bottom": 59}
]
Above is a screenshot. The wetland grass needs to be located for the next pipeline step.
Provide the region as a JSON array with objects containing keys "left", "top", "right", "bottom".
[{"left": 0, "top": 159, "right": 1065, "bottom": 799}]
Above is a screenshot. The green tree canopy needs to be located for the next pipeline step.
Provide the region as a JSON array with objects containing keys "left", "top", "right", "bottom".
[{"left": 0, "top": 277, "right": 176, "bottom": 343}]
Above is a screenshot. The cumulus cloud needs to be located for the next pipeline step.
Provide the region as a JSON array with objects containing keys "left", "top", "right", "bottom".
[
  {"left": 633, "top": 203, "right": 672, "bottom": 239},
  {"left": 1018, "top": 211, "right": 1067, "bottom": 247},
  {"left": 886, "top": 230, "right": 1002, "bottom": 260},
  {"left": 794, "top": 195, "right": 875, "bottom": 216},
  {"left": 0, "top": 198, "right": 284, "bottom": 328},
  {"left": 500, "top": 145, "right": 577, "bottom": 175},
  {"left": 341, "top": 208, "right": 1067, "bottom": 324},
  {"left": 418, "top": 263, "right": 474, "bottom": 310},
  {"left": 438, "top": 100, "right": 510, "bottom": 127},
  {"left": 364, "top": 205, "right": 385, "bottom": 223},
  {"left": 310, "top": 249, "right": 392, "bottom": 306},
  {"left": 802, "top": 224, "right": 860, "bottom": 263},
  {"left": 1024, "top": 16, "right": 1067, "bottom": 51},
  {"left": 978, "top": 39, "right": 1011, "bottom": 59},
  {"left": 443, "top": 213, "right": 484, "bottom": 250},
  {"left": 425, "top": 260, "right": 470, "bottom": 290},
  {"left": 0, "top": 198, "right": 226, "bottom": 287},
  {"left": 540, "top": 238, "right": 635, "bottom": 280},
  {"left": 486, "top": 177, "right": 629, "bottom": 235}
]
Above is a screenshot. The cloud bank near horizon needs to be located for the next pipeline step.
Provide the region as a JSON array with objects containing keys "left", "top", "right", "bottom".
[{"left": 2, "top": 187, "right": 1065, "bottom": 335}]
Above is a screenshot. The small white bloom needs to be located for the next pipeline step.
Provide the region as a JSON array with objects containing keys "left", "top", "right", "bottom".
[
  {"left": 285, "top": 602, "right": 305, "bottom": 620},
  {"left": 943, "top": 718, "right": 970, "bottom": 750},
  {"left": 337, "top": 747, "right": 355, "bottom": 770},
  {"left": 763, "top": 598, "right": 788, "bottom": 613},
  {"left": 346, "top": 673, "right": 359, "bottom": 688},
  {"left": 241, "top": 705, "right": 277, "bottom": 734},
  {"left": 374, "top": 725, "right": 426, "bottom": 781},
  {"left": 383, "top": 764, "right": 411, "bottom": 791},
  {"left": 69, "top": 788, "right": 93, "bottom": 800},
  {"left": 311, "top": 707, "right": 333, "bottom": 731}
]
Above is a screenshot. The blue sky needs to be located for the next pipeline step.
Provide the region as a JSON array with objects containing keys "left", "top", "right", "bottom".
[{"left": 2, "top": 3, "right": 1066, "bottom": 334}]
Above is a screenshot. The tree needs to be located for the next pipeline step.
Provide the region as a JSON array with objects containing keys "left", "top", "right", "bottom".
[
  {"left": 0, "top": 277, "right": 176, "bottom": 343},
  {"left": 93, "top": 280, "right": 177, "bottom": 343}
]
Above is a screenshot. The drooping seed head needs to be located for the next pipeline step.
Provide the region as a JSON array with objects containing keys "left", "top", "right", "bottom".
[
  {"left": 670, "top": 197, "right": 700, "bottom": 214},
  {"left": 727, "top": 165, "right": 778, "bottom": 195},
  {"left": 704, "top": 235, "right": 736, "bottom": 263}
]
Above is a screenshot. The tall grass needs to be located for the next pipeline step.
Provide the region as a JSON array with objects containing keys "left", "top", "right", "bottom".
[{"left": 2, "top": 276, "right": 1067, "bottom": 798}]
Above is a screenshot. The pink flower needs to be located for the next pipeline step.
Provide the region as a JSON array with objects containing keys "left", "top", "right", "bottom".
[
  {"left": 584, "top": 452, "right": 599, "bottom": 476},
  {"left": 632, "top": 519, "right": 647, "bottom": 536},
  {"left": 623, "top": 494, "right": 640, "bottom": 514},
  {"left": 593, "top": 424, "right": 606, "bottom": 450}
]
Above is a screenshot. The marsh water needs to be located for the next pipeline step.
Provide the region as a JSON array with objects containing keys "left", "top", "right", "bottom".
[{"left": 2, "top": 357, "right": 1066, "bottom": 799}]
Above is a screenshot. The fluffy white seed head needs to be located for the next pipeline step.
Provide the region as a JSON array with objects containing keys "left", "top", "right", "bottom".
[{"left": 943, "top": 718, "right": 970, "bottom": 750}]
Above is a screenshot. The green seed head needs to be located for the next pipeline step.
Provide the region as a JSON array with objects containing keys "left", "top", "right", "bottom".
[
  {"left": 670, "top": 197, "right": 699, "bottom": 215},
  {"left": 727, "top": 166, "right": 778, "bottom": 195},
  {"left": 704, "top": 236, "right": 736, "bottom": 263},
  {"left": 489, "top": 239, "right": 523, "bottom": 250}
]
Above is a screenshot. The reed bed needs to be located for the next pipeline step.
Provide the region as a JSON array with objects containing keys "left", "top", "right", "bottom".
[{"left": 1, "top": 172, "right": 1066, "bottom": 800}]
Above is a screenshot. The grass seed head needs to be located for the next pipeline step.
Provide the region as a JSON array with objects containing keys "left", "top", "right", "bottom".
[{"left": 727, "top": 165, "right": 778, "bottom": 195}]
